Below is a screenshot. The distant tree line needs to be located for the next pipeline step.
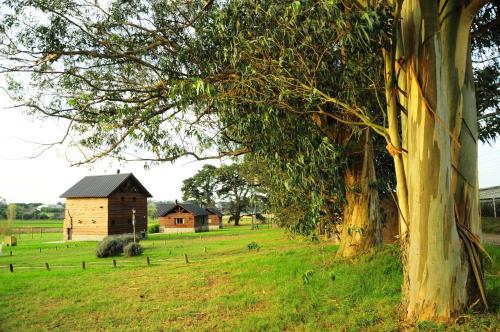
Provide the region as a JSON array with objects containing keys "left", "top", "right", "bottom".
[{"left": 0, "top": 202, "right": 64, "bottom": 220}]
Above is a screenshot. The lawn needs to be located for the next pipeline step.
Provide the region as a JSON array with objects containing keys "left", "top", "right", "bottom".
[{"left": 0, "top": 226, "right": 498, "bottom": 331}]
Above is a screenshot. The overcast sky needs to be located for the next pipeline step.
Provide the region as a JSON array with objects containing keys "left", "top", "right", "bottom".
[{"left": 0, "top": 88, "right": 498, "bottom": 204}]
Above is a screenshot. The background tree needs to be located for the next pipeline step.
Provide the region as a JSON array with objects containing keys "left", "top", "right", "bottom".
[
  {"left": 181, "top": 164, "right": 218, "bottom": 207},
  {"left": 216, "top": 163, "right": 253, "bottom": 226},
  {"left": 6, "top": 204, "right": 16, "bottom": 221},
  {"left": 147, "top": 200, "right": 157, "bottom": 221}
]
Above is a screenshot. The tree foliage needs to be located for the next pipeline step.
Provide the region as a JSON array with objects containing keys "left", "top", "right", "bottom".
[{"left": 181, "top": 164, "right": 218, "bottom": 206}]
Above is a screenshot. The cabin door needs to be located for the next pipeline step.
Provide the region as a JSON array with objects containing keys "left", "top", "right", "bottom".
[{"left": 67, "top": 228, "right": 72, "bottom": 241}]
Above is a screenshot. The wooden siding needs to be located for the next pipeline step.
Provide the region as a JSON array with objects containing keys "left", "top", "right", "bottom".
[
  {"left": 159, "top": 212, "right": 209, "bottom": 232},
  {"left": 159, "top": 212, "right": 196, "bottom": 228},
  {"left": 107, "top": 192, "right": 148, "bottom": 236},
  {"left": 208, "top": 214, "right": 221, "bottom": 227},
  {"left": 64, "top": 198, "right": 109, "bottom": 240},
  {"left": 63, "top": 194, "right": 148, "bottom": 241}
]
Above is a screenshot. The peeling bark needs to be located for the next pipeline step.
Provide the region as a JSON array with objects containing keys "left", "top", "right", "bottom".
[
  {"left": 391, "top": 0, "right": 485, "bottom": 322},
  {"left": 337, "top": 130, "right": 382, "bottom": 258}
]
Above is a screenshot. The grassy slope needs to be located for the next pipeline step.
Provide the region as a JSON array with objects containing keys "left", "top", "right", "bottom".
[{"left": 0, "top": 227, "right": 498, "bottom": 332}]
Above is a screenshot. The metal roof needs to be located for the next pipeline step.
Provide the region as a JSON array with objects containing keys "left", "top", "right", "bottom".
[
  {"left": 60, "top": 173, "right": 152, "bottom": 198},
  {"left": 206, "top": 207, "right": 222, "bottom": 217},
  {"left": 479, "top": 186, "right": 500, "bottom": 200},
  {"left": 158, "top": 202, "right": 208, "bottom": 217}
]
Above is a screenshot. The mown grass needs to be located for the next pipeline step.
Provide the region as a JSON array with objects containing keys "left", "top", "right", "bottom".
[{"left": 0, "top": 226, "right": 498, "bottom": 331}]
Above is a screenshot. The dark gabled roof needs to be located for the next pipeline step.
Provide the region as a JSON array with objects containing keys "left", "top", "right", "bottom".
[
  {"left": 206, "top": 207, "right": 222, "bottom": 217},
  {"left": 60, "top": 173, "right": 152, "bottom": 198},
  {"left": 158, "top": 202, "right": 208, "bottom": 217},
  {"left": 156, "top": 203, "right": 174, "bottom": 217}
]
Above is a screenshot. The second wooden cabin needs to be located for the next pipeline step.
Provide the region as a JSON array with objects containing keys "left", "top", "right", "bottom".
[{"left": 157, "top": 203, "right": 209, "bottom": 233}]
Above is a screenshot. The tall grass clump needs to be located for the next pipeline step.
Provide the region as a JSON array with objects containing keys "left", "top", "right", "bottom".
[
  {"left": 96, "top": 234, "right": 138, "bottom": 258},
  {"left": 124, "top": 242, "right": 143, "bottom": 257}
]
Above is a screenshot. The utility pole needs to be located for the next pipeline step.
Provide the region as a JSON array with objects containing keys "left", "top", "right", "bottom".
[{"left": 132, "top": 208, "right": 137, "bottom": 243}]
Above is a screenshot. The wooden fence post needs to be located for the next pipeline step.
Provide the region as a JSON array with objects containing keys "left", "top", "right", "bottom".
[
  {"left": 9, "top": 264, "right": 13, "bottom": 272},
  {"left": 184, "top": 254, "right": 189, "bottom": 264},
  {"left": 45, "top": 263, "right": 50, "bottom": 271},
  {"left": 10, "top": 250, "right": 12, "bottom": 256},
  {"left": 204, "top": 247, "right": 207, "bottom": 254},
  {"left": 147, "top": 256, "right": 151, "bottom": 266},
  {"left": 39, "top": 248, "right": 42, "bottom": 253},
  {"left": 31, "top": 227, "right": 34, "bottom": 239},
  {"left": 113, "top": 259, "right": 117, "bottom": 268},
  {"left": 82, "top": 261, "right": 86, "bottom": 270}
]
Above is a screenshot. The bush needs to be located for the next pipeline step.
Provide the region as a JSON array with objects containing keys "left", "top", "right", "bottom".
[
  {"left": 124, "top": 242, "right": 144, "bottom": 257},
  {"left": 148, "top": 224, "right": 160, "bottom": 234},
  {"left": 96, "top": 234, "right": 138, "bottom": 258},
  {"left": 96, "top": 238, "right": 122, "bottom": 258}
]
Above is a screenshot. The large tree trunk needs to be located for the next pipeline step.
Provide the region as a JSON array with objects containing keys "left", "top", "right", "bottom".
[
  {"left": 337, "top": 130, "right": 382, "bottom": 258},
  {"left": 388, "top": 0, "right": 486, "bottom": 322}
]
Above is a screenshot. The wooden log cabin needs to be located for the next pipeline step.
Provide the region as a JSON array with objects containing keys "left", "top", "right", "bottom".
[
  {"left": 157, "top": 203, "right": 209, "bottom": 233},
  {"left": 60, "top": 173, "right": 152, "bottom": 241},
  {"left": 206, "top": 207, "right": 223, "bottom": 230}
]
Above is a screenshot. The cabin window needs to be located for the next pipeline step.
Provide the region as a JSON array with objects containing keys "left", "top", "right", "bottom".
[{"left": 175, "top": 218, "right": 184, "bottom": 225}]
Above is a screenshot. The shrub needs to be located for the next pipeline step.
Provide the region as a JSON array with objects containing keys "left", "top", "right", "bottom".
[
  {"left": 124, "top": 242, "right": 144, "bottom": 257},
  {"left": 96, "top": 234, "right": 138, "bottom": 258},
  {"left": 148, "top": 224, "right": 160, "bottom": 234},
  {"left": 96, "top": 238, "right": 122, "bottom": 258}
]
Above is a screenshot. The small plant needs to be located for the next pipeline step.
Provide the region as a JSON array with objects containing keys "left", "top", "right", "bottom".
[
  {"left": 247, "top": 241, "right": 260, "bottom": 251},
  {"left": 148, "top": 224, "right": 160, "bottom": 234},
  {"left": 124, "top": 242, "right": 143, "bottom": 257},
  {"left": 302, "top": 270, "right": 315, "bottom": 285}
]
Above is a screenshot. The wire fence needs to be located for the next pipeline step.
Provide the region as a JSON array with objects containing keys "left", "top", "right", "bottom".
[{"left": 0, "top": 254, "right": 206, "bottom": 273}]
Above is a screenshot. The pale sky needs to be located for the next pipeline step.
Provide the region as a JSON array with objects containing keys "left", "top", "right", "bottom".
[
  {"left": 0, "top": 95, "right": 221, "bottom": 203},
  {"left": 0, "top": 88, "right": 499, "bottom": 204}
]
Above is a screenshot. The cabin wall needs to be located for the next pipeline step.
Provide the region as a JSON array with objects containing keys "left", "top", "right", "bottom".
[
  {"left": 159, "top": 212, "right": 209, "bottom": 233},
  {"left": 159, "top": 212, "right": 195, "bottom": 234},
  {"left": 208, "top": 214, "right": 221, "bottom": 230},
  {"left": 107, "top": 192, "right": 148, "bottom": 237},
  {"left": 64, "top": 198, "right": 109, "bottom": 241}
]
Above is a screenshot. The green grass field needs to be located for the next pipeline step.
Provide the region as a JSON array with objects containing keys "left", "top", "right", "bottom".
[
  {"left": 0, "top": 219, "right": 63, "bottom": 229},
  {"left": 0, "top": 226, "right": 498, "bottom": 331}
]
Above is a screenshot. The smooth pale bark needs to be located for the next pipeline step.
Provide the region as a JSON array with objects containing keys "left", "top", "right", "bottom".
[
  {"left": 337, "top": 130, "right": 382, "bottom": 258},
  {"left": 395, "top": 0, "right": 484, "bottom": 321}
]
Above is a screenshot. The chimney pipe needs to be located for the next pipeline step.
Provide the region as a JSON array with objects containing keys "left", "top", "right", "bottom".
[{"left": 117, "top": 169, "right": 120, "bottom": 174}]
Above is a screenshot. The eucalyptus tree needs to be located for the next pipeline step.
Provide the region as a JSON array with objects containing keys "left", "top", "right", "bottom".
[
  {"left": 194, "top": 0, "right": 390, "bottom": 257},
  {"left": 0, "top": 0, "right": 234, "bottom": 164},
  {"left": 197, "top": 0, "right": 497, "bottom": 321}
]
